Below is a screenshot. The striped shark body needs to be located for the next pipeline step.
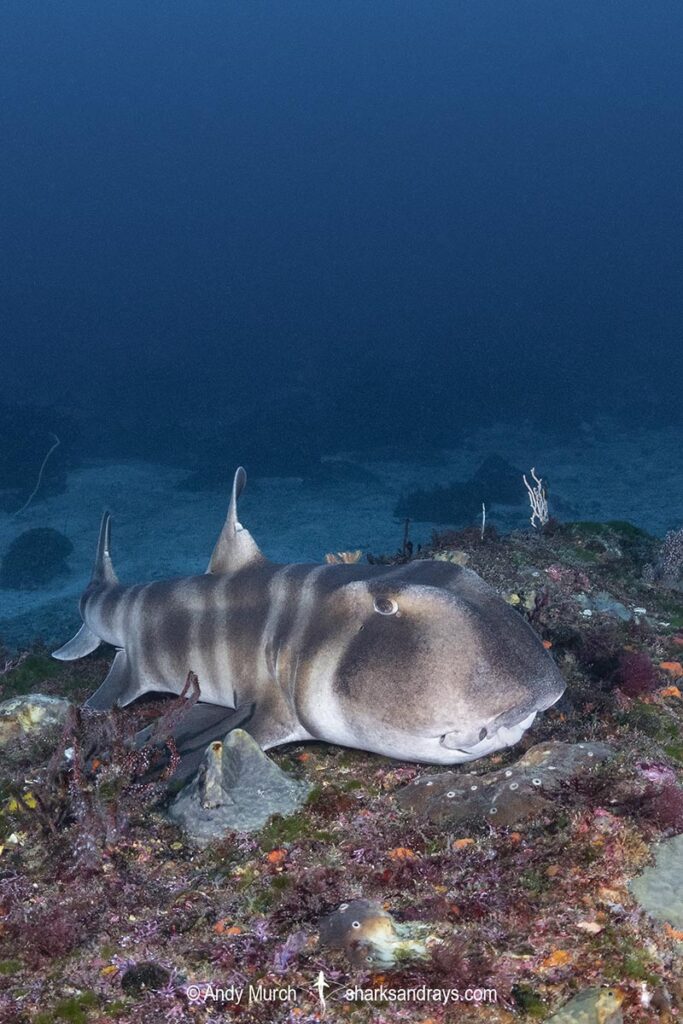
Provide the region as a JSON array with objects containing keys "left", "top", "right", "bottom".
[{"left": 53, "top": 468, "right": 565, "bottom": 779}]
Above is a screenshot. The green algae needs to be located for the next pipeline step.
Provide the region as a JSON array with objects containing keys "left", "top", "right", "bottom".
[
  {"left": 0, "top": 958, "right": 22, "bottom": 974},
  {"left": 512, "top": 984, "right": 547, "bottom": 1017},
  {"left": 1, "top": 654, "right": 59, "bottom": 696},
  {"left": 620, "top": 702, "right": 679, "bottom": 745},
  {"left": 250, "top": 873, "right": 292, "bottom": 913},
  {"left": 653, "top": 593, "right": 683, "bottom": 630},
  {"left": 34, "top": 991, "right": 99, "bottom": 1024},
  {"left": 258, "top": 809, "right": 334, "bottom": 851},
  {"left": 568, "top": 521, "right": 654, "bottom": 541}
]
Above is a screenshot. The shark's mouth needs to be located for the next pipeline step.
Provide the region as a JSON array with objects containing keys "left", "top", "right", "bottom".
[
  {"left": 439, "top": 709, "right": 538, "bottom": 756},
  {"left": 439, "top": 678, "right": 566, "bottom": 758}
]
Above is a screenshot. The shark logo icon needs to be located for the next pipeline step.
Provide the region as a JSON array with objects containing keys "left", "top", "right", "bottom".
[{"left": 315, "top": 971, "right": 330, "bottom": 1016}]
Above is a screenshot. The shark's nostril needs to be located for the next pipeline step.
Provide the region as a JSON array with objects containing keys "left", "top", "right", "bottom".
[{"left": 479, "top": 727, "right": 488, "bottom": 741}]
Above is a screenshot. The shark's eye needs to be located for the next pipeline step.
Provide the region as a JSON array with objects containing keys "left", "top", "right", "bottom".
[{"left": 374, "top": 596, "right": 398, "bottom": 615}]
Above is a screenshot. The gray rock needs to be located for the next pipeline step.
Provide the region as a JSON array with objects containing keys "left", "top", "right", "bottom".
[
  {"left": 0, "top": 693, "right": 71, "bottom": 747},
  {"left": 547, "top": 987, "right": 623, "bottom": 1024},
  {"left": 592, "top": 592, "right": 632, "bottom": 621},
  {"left": 395, "top": 741, "right": 614, "bottom": 827},
  {"left": 629, "top": 833, "right": 683, "bottom": 948},
  {"left": 167, "top": 729, "right": 310, "bottom": 844},
  {"left": 120, "top": 962, "right": 171, "bottom": 995},
  {"left": 575, "top": 591, "right": 632, "bottom": 621}
]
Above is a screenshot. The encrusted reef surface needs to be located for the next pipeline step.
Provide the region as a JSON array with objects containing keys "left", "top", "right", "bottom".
[
  {"left": 629, "top": 834, "right": 683, "bottom": 937},
  {"left": 0, "top": 519, "right": 682, "bottom": 1023},
  {"left": 396, "top": 741, "right": 616, "bottom": 827}
]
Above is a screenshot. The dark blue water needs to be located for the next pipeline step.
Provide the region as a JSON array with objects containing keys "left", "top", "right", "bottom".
[{"left": 1, "top": 0, "right": 682, "bottom": 483}]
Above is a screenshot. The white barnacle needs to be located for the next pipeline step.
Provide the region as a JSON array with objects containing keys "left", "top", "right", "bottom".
[
  {"left": 532, "top": 778, "right": 542, "bottom": 787},
  {"left": 446, "top": 791, "right": 456, "bottom": 799}
]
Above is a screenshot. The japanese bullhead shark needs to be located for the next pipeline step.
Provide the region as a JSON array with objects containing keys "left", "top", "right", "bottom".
[{"left": 53, "top": 468, "right": 565, "bottom": 779}]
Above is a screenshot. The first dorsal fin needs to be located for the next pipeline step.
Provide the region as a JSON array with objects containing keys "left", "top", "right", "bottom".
[{"left": 207, "top": 467, "right": 264, "bottom": 574}]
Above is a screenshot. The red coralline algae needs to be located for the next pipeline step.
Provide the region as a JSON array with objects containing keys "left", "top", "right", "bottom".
[
  {"left": 613, "top": 651, "right": 660, "bottom": 698},
  {"left": 640, "top": 783, "right": 683, "bottom": 831}
]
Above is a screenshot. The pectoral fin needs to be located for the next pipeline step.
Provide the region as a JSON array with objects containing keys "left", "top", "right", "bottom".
[
  {"left": 83, "top": 650, "right": 137, "bottom": 710},
  {"left": 136, "top": 701, "right": 256, "bottom": 782}
]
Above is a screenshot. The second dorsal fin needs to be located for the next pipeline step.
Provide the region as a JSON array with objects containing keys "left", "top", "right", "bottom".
[{"left": 207, "top": 466, "right": 264, "bottom": 574}]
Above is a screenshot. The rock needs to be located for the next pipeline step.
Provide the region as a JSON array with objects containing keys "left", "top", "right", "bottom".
[
  {"left": 653, "top": 528, "right": 683, "bottom": 592},
  {"left": 318, "top": 899, "right": 433, "bottom": 967},
  {"left": 469, "top": 454, "right": 525, "bottom": 504},
  {"left": 120, "top": 962, "right": 171, "bottom": 995},
  {"left": 629, "top": 833, "right": 683, "bottom": 945},
  {"left": 575, "top": 591, "right": 632, "bottom": 621},
  {"left": 0, "top": 528, "right": 73, "bottom": 589},
  {"left": 167, "top": 729, "right": 310, "bottom": 844},
  {"left": 0, "top": 693, "right": 71, "bottom": 747},
  {"left": 395, "top": 741, "right": 614, "bottom": 827},
  {"left": 432, "top": 549, "right": 470, "bottom": 566},
  {"left": 547, "top": 987, "right": 623, "bottom": 1024}
]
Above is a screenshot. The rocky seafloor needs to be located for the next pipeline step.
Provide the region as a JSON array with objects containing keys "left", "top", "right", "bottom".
[{"left": 0, "top": 519, "right": 682, "bottom": 1023}]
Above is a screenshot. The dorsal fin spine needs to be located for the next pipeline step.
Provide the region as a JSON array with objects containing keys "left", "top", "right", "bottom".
[
  {"left": 92, "top": 512, "right": 118, "bottom": 585},
  {"left": 228, "top": 466, "right": 247, "bottom": 536}
]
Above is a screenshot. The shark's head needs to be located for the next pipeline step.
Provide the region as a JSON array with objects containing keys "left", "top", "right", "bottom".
[{"left": 295, "top": 559, "right": 565, "bottom": 764}]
